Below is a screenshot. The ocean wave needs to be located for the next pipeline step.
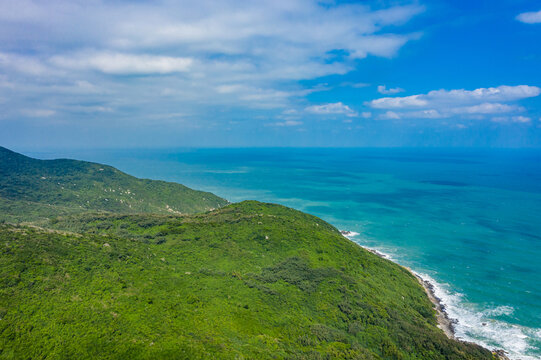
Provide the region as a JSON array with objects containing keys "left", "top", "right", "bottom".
[
  {"left": 340, "top": 230, "right": 360, "bottom": 240},
  {"left": 340, "top": 230, "right": 394, "bottom": 260},
  {"left": 340, "top": 229, "right": 541, "bottom": 360},
  {"left": 484, "top": 305, "right": 515, "bottom": 317},
  {"left": 416, "top": 272, "right": 541, "bottom": 360}
]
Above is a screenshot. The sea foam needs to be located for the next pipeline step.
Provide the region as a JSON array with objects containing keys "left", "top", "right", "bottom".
[
  {"left": 414, "top": 272, "right": 541, "bottom": 360},
  {"left": 340, "top": 230, "right": 394, "bottom": 260},
  {"left": 341, "top": 230, "right": 541, "bottom": 360}
]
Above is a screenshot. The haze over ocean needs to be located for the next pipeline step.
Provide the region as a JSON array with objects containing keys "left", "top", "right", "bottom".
[{"left": 27, "top": 147, "right": 541, "bottom": 359}]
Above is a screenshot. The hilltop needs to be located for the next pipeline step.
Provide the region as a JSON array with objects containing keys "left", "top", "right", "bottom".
[{"left": 0, "top": 146, "right": 228, "bottom": 222}]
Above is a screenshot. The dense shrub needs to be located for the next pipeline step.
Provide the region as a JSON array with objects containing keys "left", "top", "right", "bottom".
[{"left": 0, "top": 196, "right": 494, "bottom": 359}]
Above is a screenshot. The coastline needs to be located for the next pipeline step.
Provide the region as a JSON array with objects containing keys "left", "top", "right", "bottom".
[
  {"left": 411, "top": 271, "right": 456, "bottom": 339},
  {"left": 339, "top": 230, "right": 510, "bottom": 360},
  {"left": 412, "top": 270, "right": 510, "bottom": 360}
]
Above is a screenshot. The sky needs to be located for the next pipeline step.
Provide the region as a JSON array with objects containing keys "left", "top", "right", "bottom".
[{"left": 1, "top": 0, "right": 541, "bottom": 149}]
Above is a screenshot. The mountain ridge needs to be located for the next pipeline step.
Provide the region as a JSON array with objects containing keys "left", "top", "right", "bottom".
[{"left": 0, "top": 146, "right": 228, "bottom": 222}]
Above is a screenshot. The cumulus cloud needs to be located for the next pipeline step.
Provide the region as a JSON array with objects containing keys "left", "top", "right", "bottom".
[
  {"left": 453, "top": 103, "right": 521, "bottom": 115},
  {"left": 516, "top": 10, "right": 541, "bottom": 24},
  {"left": 0, "top": 0, "right": 424, "bottom": 120},
  {"left": 305, "top": 102, "right": 358, "bottom": 117},
  {"left": 379, "top": 111, "right": 401, "bottom": 120},
  {"left": 369, "top": 85, "right": 540, "bottom": 121},
  {"left": 377, "top": 85, "right": 405, "bottom": 94},
  {"left": 370, "top": 85, "right": 540, "bottom": 109},
  {"left": 371, "top": 95, "right": 428, "bottom": 109}
]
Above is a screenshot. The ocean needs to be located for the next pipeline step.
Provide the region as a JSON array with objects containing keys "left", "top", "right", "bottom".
[{"left": 29, "top": 147, "right": 541, "bottom": 359}]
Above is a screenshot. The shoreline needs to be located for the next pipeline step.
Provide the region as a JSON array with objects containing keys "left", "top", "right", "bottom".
[
  {"left": 339, "top": 230, "right": 456, "bottom": 338},
  {"left": 411, "top": 271, "right": 456, "bottom": 339},
  {"left": 339, "top": 230, "right": 510, "bottom": 360}
]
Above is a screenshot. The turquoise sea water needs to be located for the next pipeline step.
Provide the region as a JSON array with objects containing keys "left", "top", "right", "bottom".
[{"left": 30, "top": 148, "right": 541, "bottom": 359}]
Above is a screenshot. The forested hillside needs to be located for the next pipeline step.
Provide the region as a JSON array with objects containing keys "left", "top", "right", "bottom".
[{"left": 0, "top": 146, "right": 228, "bottom": 222}]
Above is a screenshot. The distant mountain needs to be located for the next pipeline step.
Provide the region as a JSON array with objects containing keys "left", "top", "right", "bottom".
[{"left": 0, "top": 146, "right": 228, "bottom": 221}]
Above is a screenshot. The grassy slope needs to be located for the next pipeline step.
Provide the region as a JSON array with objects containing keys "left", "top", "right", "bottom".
[
  {"left": 0, "top": 201, "right": 493, "bottom": 360},
  {"left": 0, "top": 146, "right": 228, "bottom": 222}
]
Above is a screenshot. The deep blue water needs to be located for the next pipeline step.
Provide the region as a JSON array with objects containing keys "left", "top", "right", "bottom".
[{"left": 29, "top": 148, "right": 541, "bottom": 359}]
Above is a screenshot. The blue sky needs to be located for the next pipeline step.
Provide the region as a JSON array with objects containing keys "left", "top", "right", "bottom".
[{"left": 1, "top": 0, "right": 540, "bottom": 148}]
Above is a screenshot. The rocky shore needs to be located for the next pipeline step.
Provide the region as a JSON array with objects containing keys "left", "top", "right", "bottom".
[
  {"left": 339, "top": 230, "right": 511, "bottom": 360},
  {"left": 411, "top": 269, "right": 510, "bottom": 360},
  {"left": 412, "top": 272, "right": 456, "bottom": 338}
]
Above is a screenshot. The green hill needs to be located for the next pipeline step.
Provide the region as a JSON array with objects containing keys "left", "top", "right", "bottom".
[
  {"left": 0, "top": 146, "right": 228, "bottom": 222},
  {"left": 1, "top": 201, "right": 493, "bottom": 359}
]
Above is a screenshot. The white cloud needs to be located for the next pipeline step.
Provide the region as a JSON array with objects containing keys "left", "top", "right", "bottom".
[
  {"left": 371, "top": 95, "right": 428, "bottom": 109},
  {"left": 63, "top": 105, "right": 113, "bottom": 114},
  {"left": 305, "top": 102, "right": 358, "bottom": 117},
  {"left": 377, "top": 104, "right": 519, "bottom": 120},
  {"left": 346, "top": 34, "right": 418, "bottom": 59},
  {"left": 369, "top": 85, "right": 540, "bottom": 122},
  {"left": 428, "top": 85, "right": 540, "bottom": 103},
  {"left": 516, "top": 10, "right": 541, "bottom": 24},
  {"left": 268, "top": 120, "right": 303, "bottom": 127},
  {"left": 0, "top": 52, "right": 57, "bottom": 76},
  {"left": 216, "top": 84, "right": 245, "bottom": 94},
  {"left": 50, "top": 52, "right": 193, "bottom": 75},
  {"left": 413, "top": 109, "right": 442, "bottom": 118},
  {"left": 360, "top": 112, "right": 372, "bottom": 118},
  {"left": 109, "top": 3, "right": 423, "bottom": 58},
  {"left": 0, "top": 0, "right": 425, "bottom": 114},
  {"left": 377, "top": 109, "right": 442, "bottom": 120},
  {"left": 214, "top": 84, "right": 318, "bottom": 108},
  {"left": 379, "top": 111, "right": 401, "bottom": 120},
  {"left": 377, "top": 85, "right": 404, "bottom": 94},
  {"left": 452, "top": 103, "right": 521, "bottom": 115},
  {"left": 492, "top": 116, "right": 532, "bottom": 123},
  {"left": 348, "top": 82, "right": 371, "bottom": 88},
  {"left": 282, "top": 109, "right": 299, "bottom": 115},
  {"left": 369, "top": 85, "right": 540, "bottom": 109},
  {"left": 512, "top": 116, "right": 531, "bottom": 123}
]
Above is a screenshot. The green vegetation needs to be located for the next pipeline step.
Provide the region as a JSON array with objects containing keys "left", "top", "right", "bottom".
[
  {"left": 0, "top": 148, "right": 495, "bottom": 359},
  {"left": 1, "top": 202, "right": 493, "bottom": 359},
  {"left": 0, "top": 146, "right": 228, "bottom": 222}
]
